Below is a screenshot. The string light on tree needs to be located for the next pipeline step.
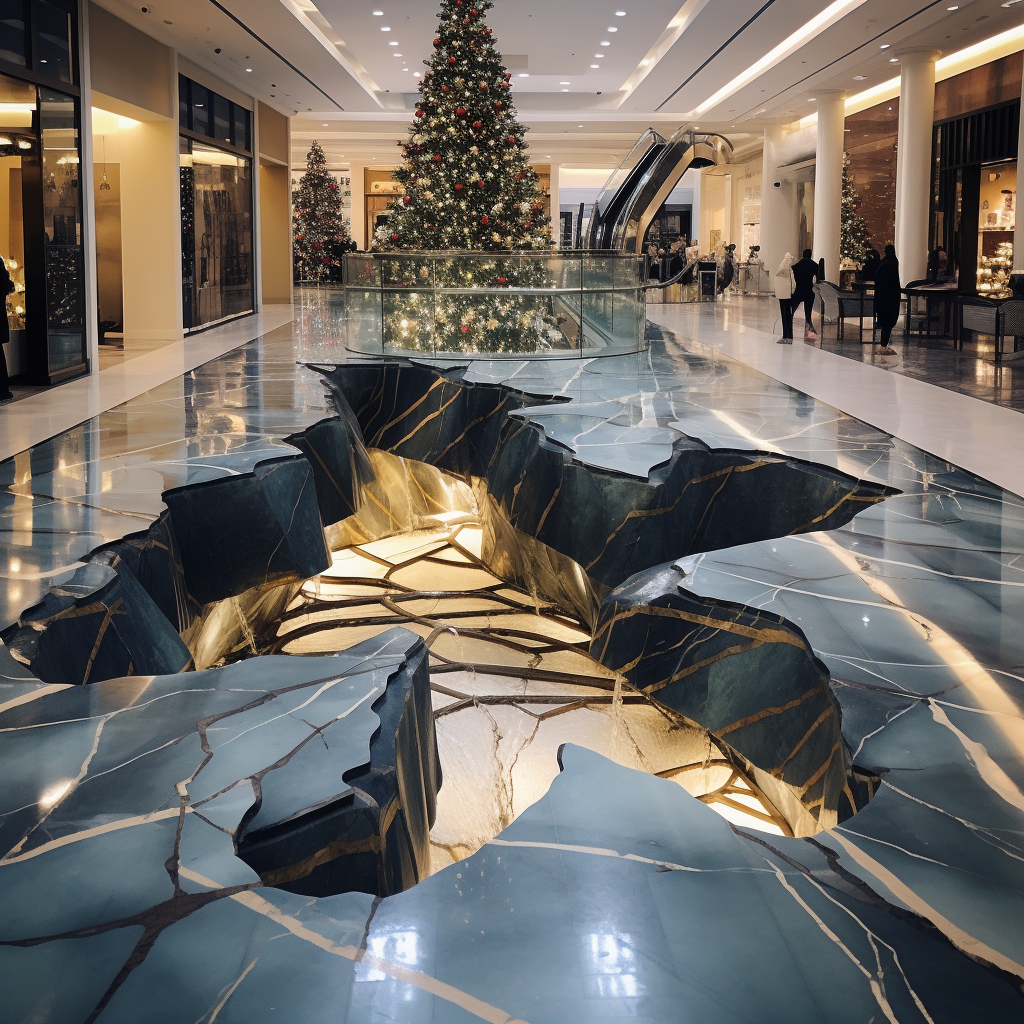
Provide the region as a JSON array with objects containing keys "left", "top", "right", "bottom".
[
  {"left": 292, "top": 140, "right": 350, "bottom": 282},
  {"left": 840, "top": 155, "right": 871, "bottom": 266}
]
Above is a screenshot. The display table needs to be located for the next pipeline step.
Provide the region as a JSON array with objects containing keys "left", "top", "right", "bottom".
[{"left": 903, "top": 283, "right": 958, "bottom": 340}]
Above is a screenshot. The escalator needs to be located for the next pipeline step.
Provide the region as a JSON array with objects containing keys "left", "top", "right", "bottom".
[
  {"left": 592, "top": 127, "right": 733, "bottom": 254},
  {"left": 585, "top": 129, "right": 665, "bottom": 250}
]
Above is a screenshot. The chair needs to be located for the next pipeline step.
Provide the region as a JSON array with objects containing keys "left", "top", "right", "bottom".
[
  {"left": 816, "top": 281, "right": 874, "bottom": 342},
  {"left": 960, "top": 297, "right": 1024, "bottom": 363}
]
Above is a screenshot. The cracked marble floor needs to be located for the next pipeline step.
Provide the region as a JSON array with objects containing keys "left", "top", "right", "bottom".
[{"left": 1, "top": 288, "right": 1023, "bottom": 1021}]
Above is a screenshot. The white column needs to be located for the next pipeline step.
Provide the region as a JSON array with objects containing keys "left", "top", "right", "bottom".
[
  {"left": 1014, "top": 60, "right": 1024, "bottom": 274},
  {"left": 348, "top": 162, "right": 366, "bottom": 250},
  {"left": 723, "top": 172, "right": 733, "bottom": 245},
  {"left": 812, "top": 91, "right": 845, "bottom": 283},
  {"left": 894, "top": 49, "right": 940, "bottom": 285},
  {"left": 760, "top": 123, "right": 798, "bottom": 277}
]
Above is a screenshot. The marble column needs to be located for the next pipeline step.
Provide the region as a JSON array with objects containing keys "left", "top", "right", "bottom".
[
  {"left": 760, "top": 123, "right": 798, "bottom": 280},
  {"left": 812, "top": 91, "right": 846, "bottom": 283},
  {"left": 894, "top": 49, "right": 940, "bottom": 285}
]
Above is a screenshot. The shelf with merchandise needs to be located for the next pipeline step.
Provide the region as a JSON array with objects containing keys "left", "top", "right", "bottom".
[
  {"left": 976, "top": 240, "right": 1013, "bottom": 298},
  {"left": 4, "top": 257, "right": 26, "bottom": 330}
]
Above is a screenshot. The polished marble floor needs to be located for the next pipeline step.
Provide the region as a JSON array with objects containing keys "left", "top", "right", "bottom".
[
  {"left": 674, "top": 292, "right": 1024, "bottom": 411},
  {"left": 1, "top": 289, "right": 1023, "bottom": 1022}
]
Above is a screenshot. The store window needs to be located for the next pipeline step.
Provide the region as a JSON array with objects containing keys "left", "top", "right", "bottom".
[
  {"left": 179, "top": 138, "right": 254, "bottom": 330},
  {"left": 0, "top": 0, "right": 28, "bottom": 67},
  {"left": 32, "top": 0, "right": 73, "bottom": 84},
  {"left": 976, "top": 160, "right": 1016, "bottom": 297},
  {"left": 1, "top": 67, "right": 85, "bottom": 383}
]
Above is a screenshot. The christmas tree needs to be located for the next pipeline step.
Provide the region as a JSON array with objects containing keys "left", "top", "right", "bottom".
[
  {"left": 840, "top": 156, "right": 871, "bottom": 265},
  {"left": 292, "top": 140, "right": 349, "bottom": 282},
  {"left": 375, "top": 0, "right": 549, "bottom": 251}
]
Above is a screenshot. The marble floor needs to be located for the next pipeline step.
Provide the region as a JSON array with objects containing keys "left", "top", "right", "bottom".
[
  {"left": 1, "top": 289, "right": 1023, "bottom": 1022},
  {"left": 671, "top": 292, "right": 1024, "bottom": 411}
]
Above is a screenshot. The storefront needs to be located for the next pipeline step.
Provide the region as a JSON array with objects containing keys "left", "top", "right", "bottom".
[
  {"left": 178, "top": 74, "right": 254, "bottom": 332},
  {"left": 1, "top": 0, "right": 88, "bottom": 384},
  {"left": 930, "top": 52, "right": 1022, "bottom": 295}
]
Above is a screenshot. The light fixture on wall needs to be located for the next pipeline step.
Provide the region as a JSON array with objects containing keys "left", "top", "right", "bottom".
[{"left": 98, "top": 135, "right": 111, "bottom": 191}]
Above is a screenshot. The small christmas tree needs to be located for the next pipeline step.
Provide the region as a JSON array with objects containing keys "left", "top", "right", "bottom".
[
  {"left": 841, "top": 156, "right": 871, "bottom": 265},
  {"left": 375, "top": 0, "right": 549, "bottom": 251},
  {"left": 292, "top": 141, "right": 349, "bottom": 282}
]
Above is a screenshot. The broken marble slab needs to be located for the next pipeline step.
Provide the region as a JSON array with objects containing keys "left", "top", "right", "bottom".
[
  {"left": 672, "top": 517, "right": 1024, "bottom": 975},
  {"left": 0, "top": 560, "right": 193, "bottom": 685},
  {"left": 163, "top": 455, "right": 330, "bottom": 605},
  {"left": 508, "top": 400, "right": 677, "bottom": 478},
  {"left": 0, "top": 628, "right": 438, "bottom": 929},
  {"left": 4, "top": 744, "right": 1016, "bottom": 1023}
]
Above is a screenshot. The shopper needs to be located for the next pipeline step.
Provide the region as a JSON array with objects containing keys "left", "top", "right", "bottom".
[
  {"left": 874, "top": 244, "right": 901, "bottom": 353},
  {"left": 0, "top": 256, "right": 13, "bottom": 402},
  {"left": 774, "top": 252, "right": 796, "bottom": 343},
  {"left": 790, "top": 248, "right": 819, "bottom": 337},
  {"left": 860, "top": 248, "right": 880, "bottom": 282}
]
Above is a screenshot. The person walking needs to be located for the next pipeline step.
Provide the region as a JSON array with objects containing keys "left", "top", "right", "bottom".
[
  {"left": 790, "top": 248, "right": 819, "bottom": 337},
  {"left": 873, "top": 244, "right": 901, "bottom": 354},
  {"left": 774, "top": 252, "right": 796, "bottom": 343},
  {"left": 0, "top": 256, "right": 14, "bottom": 402}
]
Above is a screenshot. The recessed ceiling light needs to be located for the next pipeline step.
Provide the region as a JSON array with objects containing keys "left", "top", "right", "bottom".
[
  {"left": 808, "top": 97, "right": 816, "bottom": 101},
  {"left": 373, "top": 9, "right": 383, "bottom": 14},
  {"left": 594, "top": 53, "right": 604, "bottom": 58},
  {"left": 889, "top": 57, "right": 899, "bottom": 62},
  {"left": 947, "top": 4, "right": 958, "bottom": 8},
  {"left": 414, "top": 72, "right": 421, "bottom": 77},
  {"left": 590, "top": 64, "right": 600, "bottom": 68},
  {"left": 615, "top": 9, "right": 626, "bottom": 15},
  {"left": 601, "top": 41, "right": 610, "bottom": 46},
  {"left": 323, "top": 122, "right": 329, "bottom": 126},
  {"left": 389, "top": 41, "right": 398, "bottom": 45},
  {"left": 562, "top": 88, "right": 569, "bottom": 91},
  {"left": 381, "top": 26, "right": 390, "bottom": 31},
  {"left": 607, "top": 26, "right": 618, "bottom": 32},
  {"left": 880, "top": 43, "right": 890, "bottom": 48},
  {"left": 560, "top": 81, "right": 570, "bottom": 84},
  {"left": 546, "top": 154, "right": 551, "bottom": 157},
  {"left": 246, "top": 68, "right": 252, "bottom": 72},
  {"left": 402, "top": 67, "right": 409, "bottom": 71},
  {"left": 394, "top": 52, "right": 402, "bottom": 56},
  {"left": 853, "top": 74, "right": 867, "bottom": 80},
  {"left": 518, "top": 73, "right": 529, "bottom": 77},
  {"left": 578, "top": 124, "right": 584, "bottom": 127}
]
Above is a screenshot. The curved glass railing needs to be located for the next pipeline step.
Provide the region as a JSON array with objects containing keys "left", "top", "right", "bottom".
[{"left": 340, "top": 252, "right": 647, "bottom": 359}]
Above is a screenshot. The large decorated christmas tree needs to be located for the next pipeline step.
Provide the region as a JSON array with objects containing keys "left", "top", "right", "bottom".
[
  {"left": 840, "top": 156, "right": 871, "bottom": 265},
  {"left": 375, "top": 0, "right": 549, "bottom": 251},
  {"left": 293, "top": 140, "right": 349, "bottom": 282}
]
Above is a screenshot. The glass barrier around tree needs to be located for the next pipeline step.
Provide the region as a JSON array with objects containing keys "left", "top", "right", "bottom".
[{"left": 340, "top": 251, "right": 647, "bottom": 359}]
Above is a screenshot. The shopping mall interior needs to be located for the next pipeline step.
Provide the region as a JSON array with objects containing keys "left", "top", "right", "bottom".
[{"left": 3, "top": 2, "right": 1024, "bottom": 1021}]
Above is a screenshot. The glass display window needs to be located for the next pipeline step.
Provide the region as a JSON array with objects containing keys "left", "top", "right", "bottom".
[
  {"left": 976, "top": 159, "right": 1016, "bottom": 297},
  {"left": 179, "top": 137, "right": 254, "bottom": 331}
]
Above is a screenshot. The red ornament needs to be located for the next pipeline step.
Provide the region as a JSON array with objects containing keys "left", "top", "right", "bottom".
[
  {"left": 477, "top": 180, "right": 485, "bottom": 187},
  {"left": 461, "top": 325, "right": 469, "bottom": 333},
  {"left": 442, "top": 85, "right": 451, "bottom": 92},
  {"left": 456, "top": 107, "right": 467, "bottom": 115},
  {"left": 497, "top": 277, "right": 507, "bottom": 284},
  {"left": 403, "top": 196, "right": 411, "bottom": 204},
  {"left": 391, "top": 234, "right": 399, "bottom": 241},
  {"left": 433, "top": 155, "right": 442, "bottom": 162},
  {"left": 455, "top": 183, "right": 463, "bottom": 190},
  {"left": 481, "top": 215, "right": 489, "bottom": 224},
  {"left": 415, "top": 109, "right": 425, "bottom": 118},
  {"left": 433, "top": 38, "right": 441, "bottom": 46},
  {"left": 480, "top": 82, "right": 488, "bottom": 91},
  {"left": 493, "top": 101, "right": 502, "bottom": 109},
  {"left": 447, "top": 56, "right": 456, "bottom": 64},
  {"left": 515, "top": 173, "right": 522, "bottom": 180},
  {"left": 473, "top": 120, "right": 482, "bottom": 130},
  {"left": 507, "top": 136, "right": 516, "bottom": 144},
  {"left": 470, "top": 8, "right": 478, "bottom": 13}
]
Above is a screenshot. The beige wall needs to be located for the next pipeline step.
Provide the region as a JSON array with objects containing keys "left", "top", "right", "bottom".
[
  {"left": 89, "top": 3, "right": 172, "bottom": 118},
  {"left": 258, "top": 102, "right": 288, "bottom": 165},
  {"left": 260, "top": 161, "right": 292, "bottom": 304},
  {"left": 117, "top": 118, "right": 182, "bottom": 342}
]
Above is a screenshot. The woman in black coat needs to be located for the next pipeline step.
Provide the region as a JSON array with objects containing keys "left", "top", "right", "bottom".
[
  {"left": 873, "top": 244, "right": 901, "bottom": 352},
  {"left": 0, "top": 257, "right": 13, "bottom": 401}
]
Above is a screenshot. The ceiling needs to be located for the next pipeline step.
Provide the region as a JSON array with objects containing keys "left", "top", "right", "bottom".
[{"left": 94, "top": 0, "right": 1024, "bottom": 171}]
